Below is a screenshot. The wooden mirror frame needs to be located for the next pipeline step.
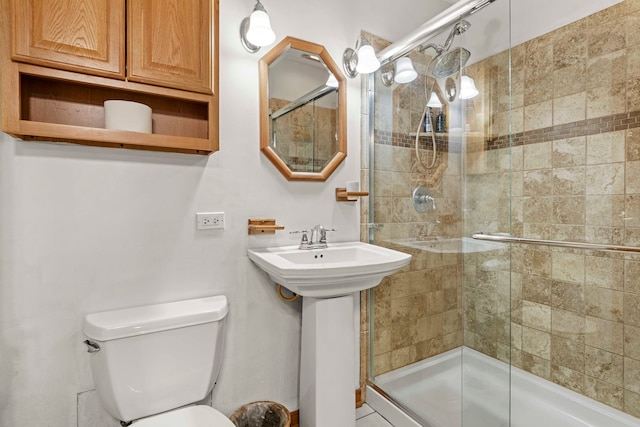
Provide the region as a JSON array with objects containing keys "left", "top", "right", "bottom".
[{"left": 259, "top": 37, "right": 347, "bottom": 181}]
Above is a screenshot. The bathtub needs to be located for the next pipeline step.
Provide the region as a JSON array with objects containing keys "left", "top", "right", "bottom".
[{"left": 369, "top": 347, "right": 639, "bottom": 427}]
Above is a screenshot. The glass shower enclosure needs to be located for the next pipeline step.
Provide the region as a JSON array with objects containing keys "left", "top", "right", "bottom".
[{"left": 363, "top": 0, "right": 640, "bottom": 425}]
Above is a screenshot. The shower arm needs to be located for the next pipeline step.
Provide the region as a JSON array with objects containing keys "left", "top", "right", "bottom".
[
  {"left": 376, "top": 0, "right": 496, "bottom": 67},
  {"left": 418, "top": 43, "right": 443, "bottom": 56}
]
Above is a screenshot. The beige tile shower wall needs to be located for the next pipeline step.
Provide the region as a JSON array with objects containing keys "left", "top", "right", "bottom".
[
  {"left": 360, "top": 32, "right": 466, "bottom": 377},
  {"left": 369, "top": 146, "right": 464, "bottom": 376},
  {"left": 269, "top": 98, "right": 338, "bottom": 172},
  {"left": 463, "top": 0, "right": 640, "bottom": 418}
]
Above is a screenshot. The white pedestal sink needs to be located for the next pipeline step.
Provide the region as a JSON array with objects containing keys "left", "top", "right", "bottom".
[{"left": 248, "top": 242, "right": 411, "bottom": 427}]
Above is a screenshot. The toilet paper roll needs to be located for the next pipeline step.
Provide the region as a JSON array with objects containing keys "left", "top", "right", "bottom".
[
  {"left": 346, "top": 181, "right": 360, "bottom": 201},
  {"left": 104, "top": 100, "right": 152, "bottom": 133}
]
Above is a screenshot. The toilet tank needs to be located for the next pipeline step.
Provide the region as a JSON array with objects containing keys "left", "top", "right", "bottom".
[{"left": 82, "top": 295, "right": 229, "bottom": 423}]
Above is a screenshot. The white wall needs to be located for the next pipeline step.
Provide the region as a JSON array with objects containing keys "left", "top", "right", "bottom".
[
  {"left": 0, "top": 0, "right": 451, "bottom": 426},
  {"left": 461, "top": 0, "right": 624, "bottom": 65}
]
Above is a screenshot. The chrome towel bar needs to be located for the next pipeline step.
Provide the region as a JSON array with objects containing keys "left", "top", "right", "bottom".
[{"left": 472, "top": 233, "right": 640, "bottom": 254}]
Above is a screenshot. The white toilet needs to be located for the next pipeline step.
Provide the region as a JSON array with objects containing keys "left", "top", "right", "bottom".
[{"left": 82, "top": 295, "right": 234, "bottom": 426}]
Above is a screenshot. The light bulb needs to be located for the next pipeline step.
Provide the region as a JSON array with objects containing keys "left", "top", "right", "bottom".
[
  {"left": 246, "top": 9, "right": 275, "bottom": 47},
  {"left": 459, "top": 75, "right": 479, "bottom": 99},
  {"left": 427, "top": 92, "right": 443, "bottom": 108},
  {"left": 394, "top": 57, "right": 417, "bottom": 84},
  {"left": 355, "top": 45, "right": 380, "bottom": 74}
]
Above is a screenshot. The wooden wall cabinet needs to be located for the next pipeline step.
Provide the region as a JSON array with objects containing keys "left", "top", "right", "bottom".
[
  {"left": 128, "top": 0, "right": 212, "bottom": 94},
  {"left": 1, "top": 0, "right": 219, "bottom": 154},
  {"left": 11, "top": 0, "right": 126, "bottom": 79}
]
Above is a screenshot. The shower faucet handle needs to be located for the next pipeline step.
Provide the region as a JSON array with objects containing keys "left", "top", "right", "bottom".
[{"left": 412, "top": 185, "right": 436, "bottom": 213}]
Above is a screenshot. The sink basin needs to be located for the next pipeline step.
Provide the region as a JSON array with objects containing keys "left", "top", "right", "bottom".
[{"left": 247, "top": 241, "right": 411, "bottom": 298}]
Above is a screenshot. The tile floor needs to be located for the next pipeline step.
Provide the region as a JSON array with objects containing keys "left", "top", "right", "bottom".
[{"left": 356, "top": 404, "right": 394, "bottom": 426}]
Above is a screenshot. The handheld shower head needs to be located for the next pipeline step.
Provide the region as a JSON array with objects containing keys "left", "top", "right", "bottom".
[
  {"left": 442, "top": 20, "right": 471, "bottom": 51},
  {"left": 453, "top": 20, "right": 471, "bottom": 36}
]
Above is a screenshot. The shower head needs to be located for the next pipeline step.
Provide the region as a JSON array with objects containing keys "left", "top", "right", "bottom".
[
  {"left": 419, "top": 19, "right": 471, "bottom": 78},
  {"left": 430, "top": 47, "right": 471, "bottom": 78}
]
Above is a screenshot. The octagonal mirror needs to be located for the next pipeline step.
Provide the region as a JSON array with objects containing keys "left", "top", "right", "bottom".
[{"left": 259, "top": 37, "right": 346, "bottom": 181}]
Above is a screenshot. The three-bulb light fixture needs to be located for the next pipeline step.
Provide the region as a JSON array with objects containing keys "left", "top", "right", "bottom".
[{"left": 240, "top": 8, "right": 478, "bottom": 99}]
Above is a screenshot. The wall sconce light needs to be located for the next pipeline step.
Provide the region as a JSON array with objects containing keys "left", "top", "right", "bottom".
[
  {"left": 342, "top": 36, "right": 381, "bottom": 78},
  {"left": 240, "top": 0, "right": 276, "bottom": 53},
  {"left": 381, "top": 57, "right": 418, "bottom": 86},
  {"left": 459, "top": 75, "right": 479, "bottom": 99}
]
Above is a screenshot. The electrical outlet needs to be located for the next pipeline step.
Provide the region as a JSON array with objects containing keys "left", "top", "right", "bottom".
[{"left": 196, "top": 212, "right": 225, "bottom": 230}]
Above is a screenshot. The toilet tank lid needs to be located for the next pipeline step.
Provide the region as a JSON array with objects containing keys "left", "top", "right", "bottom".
[{"left": 83, "top": 295, "right": 229, "bottom": 342}]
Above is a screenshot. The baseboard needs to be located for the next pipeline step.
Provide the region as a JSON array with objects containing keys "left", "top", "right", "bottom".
[
  {"left": 290, "top": 409, "right": 299, "bottom": 427},
  {"left": 356, "top": 388, "right": 365, "bottom": 407}
]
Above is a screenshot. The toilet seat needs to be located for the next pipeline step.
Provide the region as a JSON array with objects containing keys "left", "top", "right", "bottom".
[{"left": 133, "top": 405, "right": 234, "bottom": 427}]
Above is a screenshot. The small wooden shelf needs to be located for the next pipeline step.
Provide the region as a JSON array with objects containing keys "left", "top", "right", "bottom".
[
  {"left": 5, "top": 63, "right": 217, "bottom": 154},
  {"left": 335, "top": 187, "right": 369, "bottom": 202},
  {"left": 248, "top": 219, "right": 285, "bottom": 235}
]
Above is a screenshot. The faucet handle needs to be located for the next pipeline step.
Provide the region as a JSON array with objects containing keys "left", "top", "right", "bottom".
[
  {"left": 290, "top": 230, "right": 309, "bottom": 248},
  {"left": 319, "top": 228, "right": 336, "bottom": 244}
]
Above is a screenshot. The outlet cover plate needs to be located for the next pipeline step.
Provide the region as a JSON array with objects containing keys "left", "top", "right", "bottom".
[{"left": 196, "top": 212, "right": 225, "bottom": 230}]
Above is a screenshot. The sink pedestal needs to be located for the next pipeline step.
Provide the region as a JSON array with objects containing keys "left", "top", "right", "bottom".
[{"left": 300, "top": 295, "right": 356, "bottom": 427}]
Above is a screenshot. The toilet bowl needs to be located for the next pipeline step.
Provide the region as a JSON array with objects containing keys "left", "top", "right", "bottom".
[
  {"left": 134, "top": 405, "right": 233, "bottom": 426},
  {"left": 83, "top": 295, "right": 233, "bottom": 426}
]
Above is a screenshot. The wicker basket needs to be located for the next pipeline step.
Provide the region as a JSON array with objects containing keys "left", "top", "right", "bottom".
[{"left": 229, "top": 401, "right": 291, "bottom": 427}]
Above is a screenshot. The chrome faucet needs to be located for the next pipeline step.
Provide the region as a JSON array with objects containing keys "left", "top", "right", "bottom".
[
  {"left": 292, "top": 225, "right": 335, "bottom": 249},
  {"left": 309, "top": 224, "right": 327, "bottom": 248}
]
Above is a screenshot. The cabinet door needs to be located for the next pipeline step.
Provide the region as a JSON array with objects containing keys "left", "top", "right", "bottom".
[
  {"left": 11, "top": 0, "right": 125, "bottom": 79},
  {"left": 128, "top": 0, "right": 212, "bottom": 94}
]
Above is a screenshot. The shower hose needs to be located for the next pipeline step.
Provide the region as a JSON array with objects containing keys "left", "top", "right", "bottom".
[{"left": 414, "top": 56, "right": 439, "bottom": 169}]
